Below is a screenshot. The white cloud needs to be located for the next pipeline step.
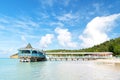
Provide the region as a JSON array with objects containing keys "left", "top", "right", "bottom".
[
  {"left": 21, "top": 35, "right": 27, "bottom": 43},
  {"left": 21, "top": 35, "right": 26, "bottom": 41},
  {"left": 0, "top": 48, "right": 15, "bottom": 54},
  {"left": 40, "top": 0, "right": 54, "bottom": 7},
  {"left": 57, "top": 13, "right": 78, "bottom": 21},
  {"left": 50, "top": 22, "right": 64, "bottom": 27},
  {"left": 63, "top": 0, "right": 70, "bottom": 6},
  {"left": 79, "top": 13, "right": 120, "bottom": 48},
  {"left": 56, "top": 13, "right": 80, "bottom": 26},
  {"left": 0, "top": 47, "right": 18, "bottom": 58},
  {"left": 14, "top": 17, "right": 39, "bottom": 30},
  {"left": 55, "top": 27, "right": 77, "bottom": 48},
  {"left": 39, "top": 34, "right": 54, "bottom": 48},
  {"left": 0, "top": 18, "right": 9, "bottom": 23},
  {"left": 0, "top": 15, "right": 40, "bottom": 35},
  {"left": 93, "top": 3, "right": 101, "bottom": 13},
  {"left": 0, "top": 25, "right": 5, "bottom": 30}
]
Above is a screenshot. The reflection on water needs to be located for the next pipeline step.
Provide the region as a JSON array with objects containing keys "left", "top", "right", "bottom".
[{"left": 0, "top": 59, "right": 120, "bottom": 80}]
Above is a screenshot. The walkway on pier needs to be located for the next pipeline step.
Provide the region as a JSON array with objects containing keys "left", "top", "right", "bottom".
[
  {"left": 46, "top": 52, "right": 113, "bottom": 61},
  {"left": 47, "top": 56, "right": 111, "bottom": 61}
]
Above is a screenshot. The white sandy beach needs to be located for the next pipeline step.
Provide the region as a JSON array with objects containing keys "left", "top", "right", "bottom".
[{"left": 95, "top": 58, "right": 120, "bottom": 64}]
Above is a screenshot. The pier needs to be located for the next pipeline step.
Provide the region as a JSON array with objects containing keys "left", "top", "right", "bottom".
[
  {"left": 48, "top": 57, "right": 96, "bottom": 61},
  {"left": 17, "top": 44, "right": 113, "bottom": 62},
  {"left": 46, "top": 52, "right": 113, "bottom": 61}
]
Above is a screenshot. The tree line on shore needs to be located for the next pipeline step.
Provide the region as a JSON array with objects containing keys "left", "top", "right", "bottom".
[{"left": 46, "top": 37, "right": 120, "bottom": 56}]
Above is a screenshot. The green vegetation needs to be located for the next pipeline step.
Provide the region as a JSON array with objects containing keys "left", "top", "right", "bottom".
[
  {"left": 46, "top": 49, "right": 81, "bottom": 52},
  {"left": 46, "top": 37, "right": 120, "bottom": 56}
]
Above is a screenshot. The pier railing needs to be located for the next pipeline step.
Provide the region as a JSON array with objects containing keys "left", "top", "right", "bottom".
[
  {"left": 18, "top": 53, "right": 44, "bottom": 57},
  {"left": 46, "top": 55, "right": 112, "bottom": 61}
]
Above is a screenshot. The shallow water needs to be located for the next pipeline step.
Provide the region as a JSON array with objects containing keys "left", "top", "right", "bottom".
[{"left": 0, "top": 59, "right": 120, "bottom": 80}]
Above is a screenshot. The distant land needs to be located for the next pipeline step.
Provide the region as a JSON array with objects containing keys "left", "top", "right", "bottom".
[{"left": 10, "top": 37, "right": 120, "bottom": 58}]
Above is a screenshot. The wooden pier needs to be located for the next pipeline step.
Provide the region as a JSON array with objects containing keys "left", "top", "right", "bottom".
[
  {"left": 18, "top": 48, "right": 113, "bottom": 62},
  {"left": 48, "top": 57, "right": 96, "bottom": 61},
  {"left": 46, "top": 52, "right": 113, "bottom": 61}
]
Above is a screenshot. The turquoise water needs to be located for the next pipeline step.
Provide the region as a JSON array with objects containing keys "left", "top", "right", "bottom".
[{"left": 0, "top": 59, "right": 120, "bottom": 80}]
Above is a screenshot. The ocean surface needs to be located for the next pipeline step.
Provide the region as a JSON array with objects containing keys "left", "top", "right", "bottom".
[{"left": 0, "top": 59, "right": 120, "bottom": 80}]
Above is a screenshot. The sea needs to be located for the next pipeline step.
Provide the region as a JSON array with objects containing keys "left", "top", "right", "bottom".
[{"left": 0, "top": 58, "right": 120, "bottom": 80}]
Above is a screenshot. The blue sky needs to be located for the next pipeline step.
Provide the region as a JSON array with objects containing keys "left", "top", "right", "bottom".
[{"left": 0, "top": 0, "right": 120, "bottom": 58}]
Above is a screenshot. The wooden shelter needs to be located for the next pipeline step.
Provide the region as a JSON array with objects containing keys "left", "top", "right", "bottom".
[{"left": 18, "top": 43, "right": 46, "bottom": 62}]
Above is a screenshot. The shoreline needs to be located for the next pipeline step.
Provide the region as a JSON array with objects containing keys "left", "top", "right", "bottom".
[{"left": 94, "top": 58, "right": 120, "bottom": 64}]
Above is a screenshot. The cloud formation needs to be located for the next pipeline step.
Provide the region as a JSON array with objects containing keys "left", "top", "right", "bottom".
[
  {"left": 40, "top": 0, "right": 55, "bottom": 7},
  {"left": 79, "top": 13, "right": 120, "bottom": 48},
  {"left": 50, "top": 22, "right": 64, "bottom": 27},
  {"left": 55, "top": 27, "right": 77, "bottom": 48},
  {"left": 39, "top": 34, "right": 54, "bottom": 48},
  {"left": 21, "top": 35, "right": 28, "bottom": 45},
  {"left": 0, "top": 16, "right": 39, "bottom": 34},
  {"left": 57, "top": 13, "right": 77, "bottom": 21}
]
